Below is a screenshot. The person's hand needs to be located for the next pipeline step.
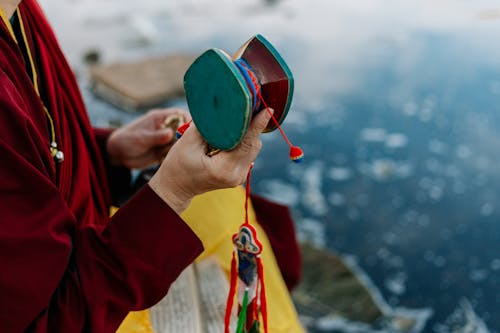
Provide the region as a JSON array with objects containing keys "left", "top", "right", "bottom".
[
  {"left": 106, "top": 108, "right": 187, "bottom": 169},
  {"left": 149, "top": 108, "right": 272, "bottom": 214}
]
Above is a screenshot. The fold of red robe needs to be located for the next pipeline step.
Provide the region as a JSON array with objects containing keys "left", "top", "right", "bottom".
[
  {"left": 0, "top": 1, "right": 203, "bottom": 332},
  {"left": 251, "top": 194, "right": 302, "bottom": 291}
]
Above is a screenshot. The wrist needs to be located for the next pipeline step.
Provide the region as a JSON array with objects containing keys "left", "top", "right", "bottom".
[
  {"left": 106, "top": 130, "right": 124, "bottom": 166},
  {"left": 148, "top": 170, "right": 193, "bottom": 215}
]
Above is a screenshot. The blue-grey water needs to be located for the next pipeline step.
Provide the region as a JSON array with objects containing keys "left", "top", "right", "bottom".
[{"left": 43, "top": 0, "right": 500, "bottom": 331}]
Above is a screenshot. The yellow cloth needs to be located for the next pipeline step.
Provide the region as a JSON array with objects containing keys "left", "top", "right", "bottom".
[
  {"left": 117, "top": 311, "right": 154, "bottom": 333},
  {"left": 118, "top": 187, "right": 304, "bottom": 333}
]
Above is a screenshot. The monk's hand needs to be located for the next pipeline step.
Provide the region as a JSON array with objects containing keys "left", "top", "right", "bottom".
[
  {"left": 149, "top": 108, "right": 272, "bottom": 214},
  {"left": 106, "top": 108, "right": 187, "bottom": 169}
]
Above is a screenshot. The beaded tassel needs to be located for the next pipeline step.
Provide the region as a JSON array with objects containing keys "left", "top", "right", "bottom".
[{"left": 224, "top": 166, "right": 268, "bottom": 333}]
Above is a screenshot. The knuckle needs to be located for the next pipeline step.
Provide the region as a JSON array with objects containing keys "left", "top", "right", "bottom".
[
  {"left": 240, "top": 138, "right": 262, "bottom": 152},
  {"left": 257, "top": 117, "right": 268, "bottom": 130},
  {"left": 255, "top": 138, "right": 263, "bottom": 151},
  {"left": 238, "top": 141, "right": 251, "bottom": 153}
]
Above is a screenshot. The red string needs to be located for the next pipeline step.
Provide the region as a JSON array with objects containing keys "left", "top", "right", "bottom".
[
  {"left": 252, "top": 293, "right": 259, "bottom": 324},
  {"left": 224, "top": 251, "right": 238, "bottom": 333},
  {"left": 237, "top": 60, "right": 303, "bottom": 162},
  {"left": 257, "top": 257, "right": 268, "bottom": 333},
  {"left": 244, "top": 163, "right": 253, "bottom": 226},
  {"left": 237, "top": 59, "right": 296, "bottom": 149},
  {"left": 256, "top": 91, "right": 295, "bottom": 148}
]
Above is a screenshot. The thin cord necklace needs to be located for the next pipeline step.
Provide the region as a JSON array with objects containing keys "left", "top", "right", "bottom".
[{"left": 12, "top": 8, "right": 64, "bottom": 163}]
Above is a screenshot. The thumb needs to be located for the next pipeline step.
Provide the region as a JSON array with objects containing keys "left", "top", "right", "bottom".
[
  {"left": 245, "top": 108, "right": 273, "bottom": 141},
  {"left": 227, "top": 108, "right": 273, "bottom": 162}
]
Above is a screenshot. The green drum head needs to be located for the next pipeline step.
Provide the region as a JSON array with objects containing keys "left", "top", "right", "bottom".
[{"left": 184, "top": 49, "right": 252, "bottom": 151}]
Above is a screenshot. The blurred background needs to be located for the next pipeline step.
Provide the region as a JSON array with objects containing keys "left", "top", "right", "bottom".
[{"left": 39, "top": 0, "right": 499, "bottom": 332}]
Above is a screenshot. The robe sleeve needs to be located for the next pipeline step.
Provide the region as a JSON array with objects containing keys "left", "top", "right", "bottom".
[
  {"left": 0, "top": 71, "right": 203, "bottom": 333},
  {"left": 93, "top": 127, "right": 133, "bottom": 206},
  {"left": 251, "top": 194, "right": 302, "bottom": 291}
]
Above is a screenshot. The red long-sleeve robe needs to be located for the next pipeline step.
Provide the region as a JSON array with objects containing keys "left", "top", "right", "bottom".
[{"left": 0, "top": 1, "right": 203, "bottom": 332}]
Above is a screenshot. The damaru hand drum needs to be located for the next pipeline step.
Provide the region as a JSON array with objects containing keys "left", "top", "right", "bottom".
[{"left": 184, "top": 34, "right": 294, "bottom": 151}]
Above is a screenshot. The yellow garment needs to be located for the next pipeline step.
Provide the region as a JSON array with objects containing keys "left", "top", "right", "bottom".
[
  {"left": 117, "top": 311, "right": 154, "bottom": 333},
  {"left": 118, "top": 187, "right": 304, "bottom": 333}
]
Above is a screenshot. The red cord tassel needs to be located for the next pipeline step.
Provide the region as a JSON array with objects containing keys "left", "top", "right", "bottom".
[
  {"left": 224, "top": 251, "right": 238, "bottom": 333},
  {"left": 257, "top": 87, "right": 304, "bottom": 164},
  {"left": 257, "top": 257, "right": 268, "bottom": 333},
  {"left": 175, "top": 120, "right": 192, "bottom": 139}
]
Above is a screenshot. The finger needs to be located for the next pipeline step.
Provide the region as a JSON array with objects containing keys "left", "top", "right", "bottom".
[
  {"left": 245, "top": 108, "right": 273, "bottom": 141},
  {"left": 142, "top": 127, "right": 174, "bottom": 146},
  {"left": 228, "top": 108, "right": 272, "bottom": 158},
  {"left": 150, "top": 108, "right": 186, "bottom": 127},
  {"left": 124, "top": 153, "right": 159, "bottom": 169}
]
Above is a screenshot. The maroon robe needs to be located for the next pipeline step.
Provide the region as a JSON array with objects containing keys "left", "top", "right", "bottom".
[
  {"left": 0, "top": 1, "right": 301, "bottom": 332},
  {"left": 0, "top": 1, "right": 203, "bottom": 332}
]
